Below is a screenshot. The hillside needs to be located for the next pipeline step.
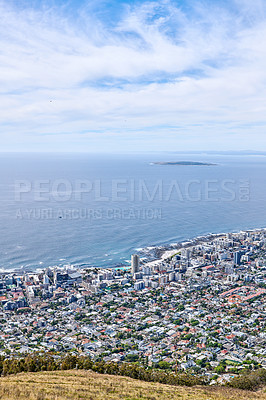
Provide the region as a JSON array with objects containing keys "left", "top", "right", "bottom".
[{"left": 0, "top": 370, "right": 265, "bottom": 400}]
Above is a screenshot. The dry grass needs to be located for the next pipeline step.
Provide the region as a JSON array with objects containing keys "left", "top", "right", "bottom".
[{"left": 0, "top": 369, "right": 265, "bottom": 400}]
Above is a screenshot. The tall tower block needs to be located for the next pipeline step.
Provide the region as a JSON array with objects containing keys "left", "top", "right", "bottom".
[{"left": 131, "top": 254, "right": 140, "bottom": 274}]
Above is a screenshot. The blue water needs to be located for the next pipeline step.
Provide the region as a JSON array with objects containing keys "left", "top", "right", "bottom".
[{"left": 0, "top": 152, "right": 265, "bottom": 270}]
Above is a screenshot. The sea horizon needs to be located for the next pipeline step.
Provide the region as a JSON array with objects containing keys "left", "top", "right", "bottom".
[{"left": 0, "top": 152, "right": 265, "bottom": 271}]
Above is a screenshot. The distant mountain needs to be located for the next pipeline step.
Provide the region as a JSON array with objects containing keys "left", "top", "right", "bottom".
[
  {"left": 151, "top": 161, "right": 216, "bottom": 166},
  {"left": 162, "top": 150, "right": 266, "bottom": 156}
]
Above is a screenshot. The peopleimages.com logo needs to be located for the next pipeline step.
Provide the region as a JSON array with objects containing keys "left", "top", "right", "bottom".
[{"left": 14, "top": 178, "right": 250, "bottom": 203}]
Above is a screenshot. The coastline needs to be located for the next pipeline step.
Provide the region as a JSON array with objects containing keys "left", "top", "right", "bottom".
[
  {"left": 135, "top": 227, "right": 266, "bottom": 269},
  {"left": 135, "top": 232, "right": 225, "bottom": 268},
  {"left": 2, "top": 227, "right": 266, "bottom": 274}
]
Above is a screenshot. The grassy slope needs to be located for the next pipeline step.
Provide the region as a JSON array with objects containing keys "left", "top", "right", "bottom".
[{"left": 0, "top": 370, "right": 265, "bottom": 400}]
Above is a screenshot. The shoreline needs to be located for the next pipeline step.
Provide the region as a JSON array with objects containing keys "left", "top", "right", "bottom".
[
  {"left": 2, "top": 226, "right": 266, "bottom": 274},
  {"left": 137, "top": 227, "right": 266, "bottom": 269},
  {"left": 135, "top": 232, "right": 226, "bottom": 269}
]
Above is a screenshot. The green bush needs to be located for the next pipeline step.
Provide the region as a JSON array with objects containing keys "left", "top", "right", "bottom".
[
  {"left": 0, "top": 353, "right": 206, "bottom": 387},
  {"left": 227, "top": 368, "right": 266, "bottom": 390}
]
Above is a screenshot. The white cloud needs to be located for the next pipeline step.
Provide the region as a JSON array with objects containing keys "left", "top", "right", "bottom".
[{"left": 0, "top": 0, "right": 266, "bottom": 151}]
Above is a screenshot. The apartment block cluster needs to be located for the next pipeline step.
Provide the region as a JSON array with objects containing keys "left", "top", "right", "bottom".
[
  {"left": 130, "top": 231, "right": 265, "bottom": 293},
  {"left": 0, "top": 229, "right": 265, "bottom": 382}
]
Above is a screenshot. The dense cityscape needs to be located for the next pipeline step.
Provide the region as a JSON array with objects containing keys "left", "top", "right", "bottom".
[{"left": 0, "top": 229, "right": 265, "bottom": 384}]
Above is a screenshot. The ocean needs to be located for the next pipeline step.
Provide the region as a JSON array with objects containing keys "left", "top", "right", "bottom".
[{"left": 0, "top": 152, "right": 265, "bottom": 271}]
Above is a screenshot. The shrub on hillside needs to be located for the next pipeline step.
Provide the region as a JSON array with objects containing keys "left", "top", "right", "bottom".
[
  {"left": 0, "top": 353, "right": 206, "bottom": 387},
  {"left": 227, "top": 368, "right": 266, "bottom": 390}
]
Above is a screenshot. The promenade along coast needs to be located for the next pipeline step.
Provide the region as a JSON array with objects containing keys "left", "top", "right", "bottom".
[{"left": 0, "top": 229, "right": 265, "bottom": 384}]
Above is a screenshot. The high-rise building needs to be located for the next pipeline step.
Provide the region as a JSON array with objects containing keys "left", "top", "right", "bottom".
[
  {"left": 133, "top": 272, "right": 143, "bottom": 280},
  {"left": 43, "top": 274, "right": 50, "bottom": 285},
  {"left": 142, "top": 266, "right": 151, "bottom": 275},
  {"left": 234, "top": 251, "right": 242, "bottom": 266},
  {"left": 131, "top": 254, "right": 140, "bottom": 274},
  {"left": 169, "top": 272, "right": 175, "bottom": 281},
  {"left": 134, "top": 281, "right": 145, "bottom": 290}
]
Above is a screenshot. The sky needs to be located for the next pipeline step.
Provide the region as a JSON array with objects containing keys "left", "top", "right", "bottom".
[{"left": 1, "top": 0, "right": 266, "bottom": 152}]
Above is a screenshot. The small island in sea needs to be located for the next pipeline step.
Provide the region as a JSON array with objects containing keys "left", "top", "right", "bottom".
[{"left": 151, "top": 161, "right": 217, "bottom": 166}]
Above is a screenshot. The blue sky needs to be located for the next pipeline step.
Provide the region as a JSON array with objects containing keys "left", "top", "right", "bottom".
[{"left": 1, "top": 0, "right": 266, "bottom": 152}]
